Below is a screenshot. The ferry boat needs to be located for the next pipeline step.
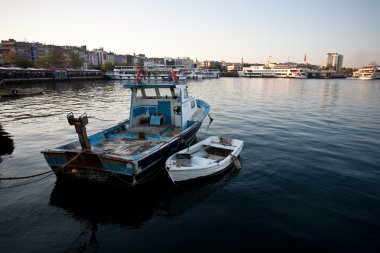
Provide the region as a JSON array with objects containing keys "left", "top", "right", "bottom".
[
  {"left": 105, "top": 65, "right": 188, "bottom": 81},
  {"left": 352, "top": 66, "right": 380, "bottom": 80},
  {"left": 186, "top": 68, "right": 220, "bottom": 79},
  {"left": 204, "top": 69, "right": 220, "bottom": 78},
  {"left": 187, "top": 69, "right": 205, "bottom": 79},
  {"left": 238, "top": 65, "right": 307, "bottom": 78},
  {"left": 42, "top": 68, "right": 210, "bottom": 187}
]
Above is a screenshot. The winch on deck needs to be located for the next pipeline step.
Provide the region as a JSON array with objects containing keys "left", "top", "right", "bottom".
[{"left": 67, "top": 112, "right": 91, "bottom": 150}]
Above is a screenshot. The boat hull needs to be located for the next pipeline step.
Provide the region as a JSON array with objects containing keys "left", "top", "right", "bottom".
[
  {"left": 42, "top": 120, "right": 203, "bottom": 187},
  {"left": 167, "top": 157, "right": 237, "bottom": 184}
]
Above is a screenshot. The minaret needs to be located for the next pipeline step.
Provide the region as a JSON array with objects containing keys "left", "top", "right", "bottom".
[{"left": 304, "top": 54, "right": 307, "bottom": 64}]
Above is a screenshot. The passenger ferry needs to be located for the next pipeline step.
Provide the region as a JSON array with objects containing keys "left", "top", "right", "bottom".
[
  {"left": 238, "top": 65, "right": 307, "bottom": 78},
  {"left": 204, "top": 69, "right": 220, "bottom": 78},
  {"left": 186, "top": 68, "right": 220, "bottom": 79},
  {"left": 352, "top": 66, "right": 380, "bottom": 80},
  {"left": 105, "top": 65, "right": 188, "bottom": 81}
]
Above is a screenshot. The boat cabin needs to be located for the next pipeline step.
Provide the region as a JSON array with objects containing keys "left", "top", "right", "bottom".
[{"left": 124, "top": 83, "right": 199, "bottom": 136}]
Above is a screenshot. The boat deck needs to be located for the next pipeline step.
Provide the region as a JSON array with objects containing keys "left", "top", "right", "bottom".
[
  {"left": 60, "top": 124, "right": 182, "bottom": 158},
  {"left": 93, "top": 138, "right": 167, "bottom": 157}
]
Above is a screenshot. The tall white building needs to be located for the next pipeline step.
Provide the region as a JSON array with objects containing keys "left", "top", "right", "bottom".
[{"left": 324, "top": 53, "right": 343, "bottom": 71}]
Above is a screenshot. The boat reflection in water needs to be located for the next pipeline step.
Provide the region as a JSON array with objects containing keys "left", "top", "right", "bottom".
[
  {"left": 49, "top": 171, "right": 171, "bottom": 228},
  {"left": 49, "top": 161, "right": 239, "bottom": 225},
  {"left": 0, "top": 123, "right": 14, "bottom": 162}
]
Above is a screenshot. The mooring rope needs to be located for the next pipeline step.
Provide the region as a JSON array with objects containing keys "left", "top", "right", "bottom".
[
  {"left": 0, "top": 170, "right": 53, "bottom": 180},
  {"left": 87, "top": 116, "right": 114, "bottom": 121},
  {"left": 0, "top": 149, "right": 87, "bottom": 181},
  {"left": 0, "top": 172, "right": 54, "bottom": 190},
  {"left": 0, "top": 149, "right": 90, "bottom": 190}
]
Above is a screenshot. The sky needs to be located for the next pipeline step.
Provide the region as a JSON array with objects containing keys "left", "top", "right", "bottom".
[{"left": 2, "top": 0, "right": 380, "bottom": 67}]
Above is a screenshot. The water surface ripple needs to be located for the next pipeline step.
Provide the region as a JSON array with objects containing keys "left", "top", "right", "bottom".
[{"left": 0, "top": 78, "right": 379, "bottom": 252}]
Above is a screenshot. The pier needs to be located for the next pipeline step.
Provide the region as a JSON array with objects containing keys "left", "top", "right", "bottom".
[
  {"left": 0, "top": 67, "right": 104, "bottom": 85},
  {"left": 307, "top": 69, "right": 346, "bottom": 79}
]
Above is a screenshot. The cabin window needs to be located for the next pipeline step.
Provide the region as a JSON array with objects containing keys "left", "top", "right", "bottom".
[
  {"left": 144, "top": 88, "right": 158, "bottom": 98},
  {"left": 159, "top": 88, "right": 173, "bottom": 98},
  {"left": 136, "top": 89, "right": 143, "bottom": 98}
]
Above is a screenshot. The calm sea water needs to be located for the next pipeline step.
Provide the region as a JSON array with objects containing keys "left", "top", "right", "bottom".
[{"left": 0, "top": 78, "right": 379, "bottom": 252}]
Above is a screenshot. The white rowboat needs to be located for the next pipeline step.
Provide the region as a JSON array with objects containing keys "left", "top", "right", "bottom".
[{"left": 166, "top": 136, "right": 243, "bottom": 184}]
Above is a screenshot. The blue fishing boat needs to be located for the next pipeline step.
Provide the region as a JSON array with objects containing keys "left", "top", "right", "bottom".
[{"left": 41, "top": 68, "right": 210, "bottom": 187}]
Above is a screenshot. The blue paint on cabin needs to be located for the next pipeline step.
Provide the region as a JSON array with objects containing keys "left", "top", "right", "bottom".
[
  {"left": 150, "top": 115, "right": 161, "bottom": 125},
  {"left": 157, "top": 101, "right": 171, "bottom": 125},
  {"left": 133, "top": 106, "right": 157, "bottom": 117}
]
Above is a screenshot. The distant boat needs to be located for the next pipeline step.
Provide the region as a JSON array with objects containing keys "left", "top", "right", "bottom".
[
  {"left": 165, "top": 136, "right": 243, "bottom": 184},
  {"left": 238, "top": 65, "right": 307, "bottom": 78},
  {"left": 105, "top": 65, "right": 188, "bottom": 81},
  {"left": 42, "top": 68, "right": 210, "bottom": 187},
  {"left": 186, "top": 69, "right": 205, "bottom": 80},
  {"left": 351, "top": 66, "right": 380, "bottom": 80},
  {"left": 0, "top": 87, "right": 44, "bottom": 98}
]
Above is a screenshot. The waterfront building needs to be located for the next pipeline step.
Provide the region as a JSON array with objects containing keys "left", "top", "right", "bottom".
[
  {"left": 114, "top": 54, "right": 129, "bottom": 65},
  {"left": 227, "top": 63, "right": 242, "bottom": 72},
  {"left": 93, "top": 47, "right": 107, "bottom": 68},
  {"left": 324, "top": 53, "right": 343, "bottom": 71},
  {"left": 0, "top": 38, "right": 196, "bottom": 70},
  {"left": 0, "top": 49, "right": 5, "bottom": 65},
  {"left": 175, "top": 57, "right": 194, "bottom": 69},
  {"left": 164, "top": 57, "right": 175, "bottom": 66},
  {"left": 144, "top": 57, "right": 165, "bottom": 66},
  {"left": 87, "top": 50, "right": 100, "bottom": 68},
  {"left": 106, "top": 52, "right": 116, "bottom": 65},
  {"left": 0, "top": 39, "right": 37, "bottom": 62},
  {"left": 133, "top": 54, "right": 146, "bottom": 66}
]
